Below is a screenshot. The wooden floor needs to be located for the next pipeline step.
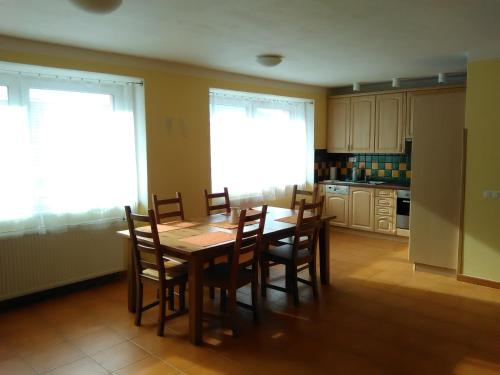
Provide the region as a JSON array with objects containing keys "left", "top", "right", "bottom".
[{"left": 1, "top": 230, "right": 499, "bottom": 374}]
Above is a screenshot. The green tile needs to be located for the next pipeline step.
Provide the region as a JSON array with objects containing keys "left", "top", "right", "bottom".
[
  {"left": 365, "top": 162, "right": 372, "bottom": 169},
  {"left": 385, "top": 170, "right": 391, "bottom": 177}
]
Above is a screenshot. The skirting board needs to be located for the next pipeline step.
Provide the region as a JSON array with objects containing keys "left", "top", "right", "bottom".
[
  {"left": 414, "top": 263, "right": 456, "bottom": 277},
  {"left": 457, "top": 274, "right": 500, "bottom": 290},
  {"left": 332, "top": 226, "right": 409, "bottom": 243}
]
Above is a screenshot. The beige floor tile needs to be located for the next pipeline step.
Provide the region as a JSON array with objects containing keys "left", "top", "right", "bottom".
[
  {"left": 44, "top": 357, "right": 109, "bottom": 375},
  {"left": 91, "top": 341, "right": 150, "bottom": 372},
  {"left": 113, "top": 356, "right": 178, "bottom": 375},
  {"left": 23, "top": 342, "right": 85, "bottom": 373},
  {"left": 69, "top": 327, "right": 127, "bottom": 355}
]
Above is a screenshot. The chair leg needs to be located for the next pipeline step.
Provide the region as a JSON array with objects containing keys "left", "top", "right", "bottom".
[
  {"left": 251, "top": 272, "right": 259, "bottom": 323},
  {"left": 310, "top": 261, "right": 319, "bottom": 299},
  {"left": 290, "top": 267, "right": 299, "bottom": 306},
  {"left": 179, "top": 282, "right": 186, "bottom": 311},
  {"left": 228, "top": 290, "right": 239, "bottom": 338},
  {"left": 260, "top": 259, "right": 267, "bottom": 298},
  {"left": 209, "top": 259, "right": 215, "bottom": 299},
  {"left": 134, "top": 282, "right": 143, "bottom": 326},
  {"left": 168, "top": 287, "right": 175, "bottom": 311},
  {"left": 220, "top": 288, "right": 227, "bottom": 313},
  {"left": 157, "top": 288, "right": 166, "bottom": 337}
]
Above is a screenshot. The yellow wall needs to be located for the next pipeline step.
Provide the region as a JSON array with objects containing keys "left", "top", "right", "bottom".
[
  {"left": 463, "top": 59, "right": 500, "bottom": 282},
  {"left": 0, "top": 37, "right": 327, "bottom": 218}
]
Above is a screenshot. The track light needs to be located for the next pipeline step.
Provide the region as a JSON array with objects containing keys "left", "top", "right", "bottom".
[
  {"left": 353, "top": 82, "right": 360, "bottom": 92},
  {"left": 392, "top": 78, "right": 400, "bottom": 88},
  {"left": 438, "top": 73, "right": 447, "bottom": 84}
]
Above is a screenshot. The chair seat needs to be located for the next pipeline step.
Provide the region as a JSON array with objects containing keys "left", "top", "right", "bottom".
[
  {"left": 275, "top": 235, "right": 308, "bottom": 245},
  {"left": 265, "top": 244, "right": 311, "bottom": 264},
  {"left": 203, "top": 262, "right": 253, "bottom": 289},
  {"left": 142, "top": 262, "right": 188, "bottom": 281}
]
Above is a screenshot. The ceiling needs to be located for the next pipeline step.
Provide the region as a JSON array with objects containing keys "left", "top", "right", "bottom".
[{"left": 0, "top": 0, "right": 499, "bottom": 87}]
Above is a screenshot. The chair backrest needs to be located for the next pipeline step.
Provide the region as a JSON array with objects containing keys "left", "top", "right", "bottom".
[
  {"left": 229, "top": 205, "right": 268, "bottom": 287},
  {"left": 152, "top": 192, "right": 185, "bottom": 223},
  {"left": 291, "top": 184, "right": 319, "bottom": 209},
  {"left": 124, "top": 206, "right": 166, "bottom": 286},
  {"left": 292, "top": 197, "right": 324, "bottom": 263},
  {"left": 204, "top": 187, "right": 230, "bottom": 215}
]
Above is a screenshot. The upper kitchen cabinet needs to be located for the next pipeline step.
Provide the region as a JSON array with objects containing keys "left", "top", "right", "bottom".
[
  {"left": 406, "top": 91, "right": 421, "bottom": 139},
  {"left": 327, "top": 97, "right": 350, "bottom": 153},
  {"left": 375, "top": 92, "right": 405, "bottom": 153},
  {"left": 350, "top": 95, "right": 376, "bottom": 153}
]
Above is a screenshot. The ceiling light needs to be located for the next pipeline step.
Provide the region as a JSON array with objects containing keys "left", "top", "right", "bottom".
[
  {"left": 256, "top": 55, "right": 283, "bottom": 67},
  {"left": 438, "top": 73, "right": 447, "bottom": 84},
  {"left": 353, "top": 82, "right": 360, "bottom": 92},
  {"left": 392, "top": 78, "right": 400, "bottom": 88},
  {"left": 70, "top": 0, "right": 122, "bottom": 14}
]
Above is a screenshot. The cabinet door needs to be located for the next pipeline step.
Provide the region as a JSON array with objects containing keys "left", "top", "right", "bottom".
[
  {"left": 349, "top": 187, "right": 374, "bottom": 231},
  {"left": 327, "top": 97, "right": 350, "bottom": 153},
  {"left": 350, "top": 95, "right": 375, "bottom": 153},
  {"left": 326, "top": 194, "right": 349, "bottom": 227},
  {"left": 406, "top": 91, "right": 423, "bottom": 139},
  {"left": 375, "top": 93, "right": 405, "bottom": 153}
]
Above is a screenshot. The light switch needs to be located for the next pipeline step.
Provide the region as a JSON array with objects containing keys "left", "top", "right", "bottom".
[{"left": 483, "top": 191, "right": 500, "bottom": 199}]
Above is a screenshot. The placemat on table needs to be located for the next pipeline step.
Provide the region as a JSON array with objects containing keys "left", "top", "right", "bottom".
[
  {"left": 275, "top": 215, "right": 298, "bottom": 224},
  {"left": 209, "top": 220, "right": 258, "bottom": 230},
  {"left": 179, "top": 231, "right": 236, "bottom": 247},
  {"left": 168, "top": 221, "right": 199, "bottom": 228}
]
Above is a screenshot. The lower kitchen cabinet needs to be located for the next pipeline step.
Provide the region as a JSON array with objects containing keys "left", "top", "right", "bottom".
[
  {"left": 349, "top": 187, "right": 374, "bottom": 231},
  {"left": 326, "top": 194, "right": 349, "bottom": 227},
  {"left": 375, "top": 215, "right": 395, "bottom": 234}
]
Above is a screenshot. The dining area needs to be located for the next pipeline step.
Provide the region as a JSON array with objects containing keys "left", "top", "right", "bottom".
[{"left": 117, "top": 185, "right": 332, "bottom": 345}]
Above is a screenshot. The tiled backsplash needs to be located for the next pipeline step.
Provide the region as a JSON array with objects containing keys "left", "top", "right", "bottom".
[{"left": 314, "top": 149, "right": 411, "bottom": 184}]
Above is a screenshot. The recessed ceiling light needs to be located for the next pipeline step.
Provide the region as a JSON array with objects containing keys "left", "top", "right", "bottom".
[
  {"left": 256, "top": 55, "right": 283, "bottom": 67},
  {"left": 70, "top": 0, "right": 122, "bottom": 14}
]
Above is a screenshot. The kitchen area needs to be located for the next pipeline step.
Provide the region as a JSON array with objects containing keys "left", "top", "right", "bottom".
[{"left": 315, "top": 80, "right": 466, "bottom": 275}]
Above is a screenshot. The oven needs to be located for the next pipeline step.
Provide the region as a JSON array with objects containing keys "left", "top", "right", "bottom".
[{"left": 396, "top": 189, "right": 411, "bottom": 229}]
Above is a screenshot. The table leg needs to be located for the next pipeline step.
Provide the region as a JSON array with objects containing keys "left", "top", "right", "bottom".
[
  {"left": 319, "top": 221, "right": 330, "bottom": 285},
  {"left": 125, "top": 238, "right": 136, "bottom": 313},
  {"left": 188, "top": 257, "right": 204, "bottom": 345}
]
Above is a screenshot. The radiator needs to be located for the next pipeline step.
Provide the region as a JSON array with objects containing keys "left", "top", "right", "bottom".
[{"left": 0, "top": 223, "right": 126, "bottom": 301}]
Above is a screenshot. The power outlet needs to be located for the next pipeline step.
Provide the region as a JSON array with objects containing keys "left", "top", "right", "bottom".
[{"left": 483, "top": 191, "right": 500, "bottom": 199}]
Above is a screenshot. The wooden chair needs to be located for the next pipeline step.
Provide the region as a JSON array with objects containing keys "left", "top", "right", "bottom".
[
  {"left": 204, "top": 187, "right": 230, "bottom": 215},
  {"left": 202, "top": 205, "right": 268, "bottom": 337},
  {"left": 290, "top": 184, "right": 319, "bottom": 209},
  {"left": 261, "top": 197, "right": 324, "bottom": 306},
  {"left": 124, "top": 206, "right": 187, "bottom": 337},
  {"left": 152, "top": 192, "right": 185, "bottom": 223}
]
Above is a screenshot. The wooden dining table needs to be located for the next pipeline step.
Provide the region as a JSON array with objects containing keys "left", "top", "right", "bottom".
[{"left": 117, "top": 206, "right": 333, "bottom": 345}]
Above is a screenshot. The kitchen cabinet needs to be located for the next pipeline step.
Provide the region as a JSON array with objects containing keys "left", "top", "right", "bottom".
[
  {"left": 350, "top": 95, "right": 376, "bottom": 153},
  {"left": 374, "top": 189, "right": 396, "bottom": 234},
  {"left": 349, "top": 187, "right": 374, "bottom": 231},
  {"left": 327, "top": 97, "right": 351, "bottom": 153},
  {"left": 326, "top": 194, "right": 349, "bottom": 227},
  {"left": 375, "top": 93, "right": 405, "bottom": 153}
]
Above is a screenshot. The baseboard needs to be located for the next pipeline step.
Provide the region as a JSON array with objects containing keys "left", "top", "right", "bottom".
[
  {"left": 457, "top": 274, "right": 500, "bottom": 290},
  {"left": 414, "top": 263, "right": 456, "bottom": 277},
  {"left": 0, "top": 271, "right": 125, "bottom": 311},
  {"left": 332, "top": 226, "right": 409, "bottom": 243},
  {"left": 396, "top": 228, "right": 410, "bottom": 237}
]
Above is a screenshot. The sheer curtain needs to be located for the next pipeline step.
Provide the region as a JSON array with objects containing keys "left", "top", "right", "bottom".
[
  {"left": 0, "top": 71, "right": 140, "bottom": 236},
  {"left": 209, "top": 89, "right": 314, "bottom": 206}
]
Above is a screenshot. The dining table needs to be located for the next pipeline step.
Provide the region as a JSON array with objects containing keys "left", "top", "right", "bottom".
[{"left": 117, "top": 206, "right": 333, "bottom": 345}]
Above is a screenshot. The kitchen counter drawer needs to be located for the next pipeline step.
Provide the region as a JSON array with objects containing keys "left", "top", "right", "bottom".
[
  {"left": 375, "top": 188, "right": 395, "bottom": 198},
  {"left": 375, "top": 206, "right": 394, "bottom": 216},
  {"left": 375, "top": 215, "right": 396, "bottom": 234},
  {"left": 375, "top": 196, "right": 395, "bottom": 207}
]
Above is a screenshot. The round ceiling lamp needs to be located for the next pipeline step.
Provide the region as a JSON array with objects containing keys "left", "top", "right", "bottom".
[
  {"left": 70, "top": 0, "right": 122, "bottom": 14},
  {"left": 256, "top": 54, "right": 283, "bottom": 67}
]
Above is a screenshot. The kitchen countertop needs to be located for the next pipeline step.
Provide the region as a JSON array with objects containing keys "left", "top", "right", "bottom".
[{"left": 317, "top": 180, "right": 410, "bottom": 190}]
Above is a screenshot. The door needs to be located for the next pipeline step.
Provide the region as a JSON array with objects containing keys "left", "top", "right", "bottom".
[
  {"left": 326, "top": 194, "right": 349, "bottom": 227},
  {"left": 350, "top": 95, "right": 375, "bottom": 153},
  {"left": 327, "top": 97, "right": 350, "bottom": 153},
  {"left": 349, "top": 187, "right": 374, "bottom": 231},
  {"left": 408, "top": 89, "right": 465, "bottom": 270},
  {"left": 375, "top": 215, "right": 395, "bottom": 234},
  {"left": 375, "top": 93, "right": 405, "bottom": 153}
]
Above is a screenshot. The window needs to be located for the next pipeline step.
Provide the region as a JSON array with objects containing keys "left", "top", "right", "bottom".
[
  {"left": 0, "top": 67, "right": 143, "bottom": 235},
  {"left": 209, "top": 89, "right": 314, "bottom": 204}
]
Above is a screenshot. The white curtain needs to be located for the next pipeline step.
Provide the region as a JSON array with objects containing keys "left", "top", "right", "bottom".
[
  {"left": 209, "top": 89, "right": 314, "bottom": 207},
  {"left": 0, "top": 72, "right": 139, "bottom": 236}
]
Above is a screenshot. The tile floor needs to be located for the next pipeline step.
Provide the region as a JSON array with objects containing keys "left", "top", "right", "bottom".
[{"left": 0, "top": 230, "right": 499, "bottom": 374}]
